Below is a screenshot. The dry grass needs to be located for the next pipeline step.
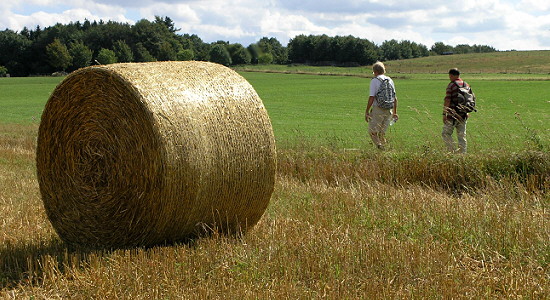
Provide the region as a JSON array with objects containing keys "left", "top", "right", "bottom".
[{"left": 1, "top": 123, "right": 548, "bottom": 298}]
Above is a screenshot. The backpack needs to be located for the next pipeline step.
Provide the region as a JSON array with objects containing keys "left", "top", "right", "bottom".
[
  {"left": 375, "top": 77, "right": 396, "bottom": 109},
  {"left": 453, "top": 81, "right": 477, "bottom": 113}
]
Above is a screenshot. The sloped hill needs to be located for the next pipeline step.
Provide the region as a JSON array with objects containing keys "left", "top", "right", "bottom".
[{"left": 385, "top": 50, "right": 550, "bottom": 74}]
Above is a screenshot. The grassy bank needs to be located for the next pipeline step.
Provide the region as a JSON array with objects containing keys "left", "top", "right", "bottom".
[{"left": 235, "top": 50, "right": 550, "bottom": 76}]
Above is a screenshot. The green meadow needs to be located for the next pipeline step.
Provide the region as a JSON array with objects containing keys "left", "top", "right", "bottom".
[
  {"left": 0, "top": 77, "right": 62, "bottom": 124},
  {"left": 243, "top": 71, "right": 549, "bottom": 152},
  {"left": 1, "top": 71, "right": 548, "bottom": 152}
]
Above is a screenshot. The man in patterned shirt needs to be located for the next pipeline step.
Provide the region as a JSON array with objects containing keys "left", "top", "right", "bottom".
[{"left": 442, "top": 68, "right": 470, "bottom": 153}]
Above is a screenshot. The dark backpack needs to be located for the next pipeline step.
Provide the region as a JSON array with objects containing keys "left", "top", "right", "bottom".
[
  {"left": 453, "top": 81, "right": 477, "bottom": 113},
  {"left": 375, "top": 77, "right": 396, "bottom": 109}
]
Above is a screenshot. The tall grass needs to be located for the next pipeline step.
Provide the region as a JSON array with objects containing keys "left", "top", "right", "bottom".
[
  {"left": 277, "top": 146, "right": 549, "bottom": 193},
  {"left": 0, "top": 123, "right": 548, "bottom": 298}
]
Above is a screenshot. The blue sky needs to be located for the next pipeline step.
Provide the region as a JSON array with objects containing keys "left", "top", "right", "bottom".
[{"left": 2, "top": 0, "right": 550, "bottom": 50}]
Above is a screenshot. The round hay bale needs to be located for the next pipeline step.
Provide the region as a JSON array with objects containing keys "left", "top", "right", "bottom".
[{"left": 36, "top": 61, "right": 276, "bottom": 248}]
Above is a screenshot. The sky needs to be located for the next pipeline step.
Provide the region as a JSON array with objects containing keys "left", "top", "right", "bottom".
[{"left": 1, "top": 0, "right": 550, "bottom": 51}]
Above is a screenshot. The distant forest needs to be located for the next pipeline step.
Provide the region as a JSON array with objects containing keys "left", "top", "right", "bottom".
[{"left": 0, "top": 16, "right": 497, "bottom": 76}]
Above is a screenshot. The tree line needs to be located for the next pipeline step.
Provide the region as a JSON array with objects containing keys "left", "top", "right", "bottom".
[{"left": 0, "top": 16, "right": 497, "bottom": 77}]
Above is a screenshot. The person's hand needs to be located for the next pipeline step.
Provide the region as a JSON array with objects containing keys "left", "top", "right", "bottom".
[
  {"left": 365, "top": 113, "right": 371, "bottom": 122},
  {"left": 392, "top": 113, "right": 399, "bottom": 122}
]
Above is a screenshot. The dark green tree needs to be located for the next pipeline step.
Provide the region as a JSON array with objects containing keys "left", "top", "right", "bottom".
[
  {"left": 155, "top": 16, "right": 179, "bottom": 33},
  {"left": 158, "top": 42, "right": 178, "bottom": 61},
  {"left": 83, "top": 21, "right": 132, "bottom": 54},
  {"left": 336, "top": 35, "right": 361, "bottom": 63},
  {"left": 398, "top": 40, "right": 413, "bottom": 59},
  {"left": 131, "top": 19, "right": 164, "bottom": 58},
  {"left": 113, "top": 40, "right": 134, "bottom": 62},
  {"left": 288, "top": 34, "right": 314, "bottom": 63},
  {"left": 227, "top": 43, "right": 251, "bottom": 65},
  {"left": 46, "top": 38, "right": 72, "bottom": 71},
  {"left": 177, "top": 49, "right": 194, "bottom": 61},
  {"left": 454, "top": 44, "right": 472, "bottom": 54},
  {"left": 134, "top": 43, "right": 156, "bottom": 62},
  {"left": 0, "top": 65, "right": 8, "bottom": 76},
  {"left": 132, "top": 17, "right": 182, "bottom": 60},
  {"left": 431, "top": 42, "right": 454, "bottom": 55},
  {"left": 208, "top": 44, "right": 232, "bottom": 66},
  {"left": 247, "top": 44, "right": 261, "bottom": 64},
  {"left": 0, "top": 29, "right": 32, "bottom": 76},
  {"left": 410, "top": 42, "right": 430, "bottom": 58},
  {"left": 380, "top": 39, "right": 401, "bottom": 60},
  {"left": 311, "top": 34, "right": 332, "bottom": 63},
  {"left": 69, "top": 41, "right": 93, "bottom": 69},
  {"left": 258, "top": 53, "right": 273, "bottom": 64},
  {"left": 179, "top": 34, "right": 209, "bottom": 61},
  {"left": 257, "top": 37, "right": 287, "bottom": 64},
  {"left": 472, "top": 44, "right": 496, "bottom": 53},
  {"left": 96, "top": 48, "right": 117, "bottom": 64}
]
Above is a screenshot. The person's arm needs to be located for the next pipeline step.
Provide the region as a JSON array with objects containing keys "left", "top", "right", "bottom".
[
  {"left": 365, "top": 96, "right": 375, "bottom": 122},
  {"left": 443, "top": 98, "right": 451, "bottom": 123},
  {"left": 443, "top": 83, "right": 453, "bottom": 123},
  {"left": 392, "top": 96, "right": 398, "bottom": 120},
  {"left": 366, "top": 78, "right": 377, "bottom": 122}
]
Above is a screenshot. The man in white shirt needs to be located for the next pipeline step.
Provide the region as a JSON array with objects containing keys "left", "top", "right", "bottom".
[{"left": 365, "top": 61, "right": 399, "bottom": 150}]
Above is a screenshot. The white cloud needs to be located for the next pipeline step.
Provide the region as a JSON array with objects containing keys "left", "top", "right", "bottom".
[
  {"left": 1, "top": 0, "right": 549, "bottom": 50},
  {"left": 261, "top": 12, "right": 328, "bottom": 35},
  {"left": 519, "top": 0, "right": 550, "bottom": 11},
  {"left": 137, "top": 1, "right": 263, "bottom": 44},
  {"left": 1, "top": 0, "right": 132, "bottom": 30},
  {"left": 139, "top": 3, "right": 200, "bottom": 25}
]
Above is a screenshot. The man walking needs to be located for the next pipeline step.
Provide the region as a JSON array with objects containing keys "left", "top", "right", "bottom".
[
  {"left": 442, "top": 68, "right": 471, "bottom": 153},
  {"left": 365, "top": 61, "right": 398, "bottom": 150}
]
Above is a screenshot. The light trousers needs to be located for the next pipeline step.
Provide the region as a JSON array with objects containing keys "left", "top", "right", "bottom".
[
  {"left": 442, "top": 119, "right": 467, "bottom": 153},
  {"left": 368, "top": 105, "right": 392, "bottom": 147}
]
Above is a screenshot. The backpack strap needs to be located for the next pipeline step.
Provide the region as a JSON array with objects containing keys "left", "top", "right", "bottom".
[
  {"left": 450, "top": 81, "right": 462, "bottom": 106},
  {"left": 456, "top": 80, "right": 472, "bottom": 93}
]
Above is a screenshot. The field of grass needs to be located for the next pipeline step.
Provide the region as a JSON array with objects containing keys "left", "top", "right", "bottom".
[
  {"left": 2, "top": 71, "right": 548, "bottom": 153},
  {"left": 0, "top": 56, "right": 548, "bottom": 298},
  {"left": 241, "top": 72, "right": 549, "bottom": 152},
  {"left": 0, "top": 77, "right": 62, "bottom": 124}
]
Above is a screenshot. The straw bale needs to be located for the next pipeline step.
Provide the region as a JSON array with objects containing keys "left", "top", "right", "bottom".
[{"left": 36, "top": 61, "right": 276, "bottom": 248}]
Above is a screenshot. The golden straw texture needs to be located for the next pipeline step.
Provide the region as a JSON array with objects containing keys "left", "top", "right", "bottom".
[{"left": 36, "top": 61, "right": 276, "bottom": 248}]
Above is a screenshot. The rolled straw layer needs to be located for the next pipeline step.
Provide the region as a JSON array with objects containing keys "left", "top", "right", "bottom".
[{"left": 36, "top": 61, "right": 276, "bottom": 248}]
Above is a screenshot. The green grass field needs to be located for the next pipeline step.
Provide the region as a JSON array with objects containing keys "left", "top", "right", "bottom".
[
  {"left": 1, "top": 71, "right": 548, "bottom": 152},
  {"left": 0, "top": 55, "right": 548, "bottom": 298},
  {"left": 242, "top": 71, "right": 549, "bottom": 152},
  {"left": 0, "top": 77, "right": 62, "bottom": 124}
]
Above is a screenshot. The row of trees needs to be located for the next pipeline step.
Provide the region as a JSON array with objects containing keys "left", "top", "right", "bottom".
[
  {"left": 287, "top": 35, "right": 433, "bottom": 65},
  {"left": 0, "top": 16, "right": 497, "bottom": 76},
  {"left": 430, "top": 42, "right": 497, "bottom": 55}
]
